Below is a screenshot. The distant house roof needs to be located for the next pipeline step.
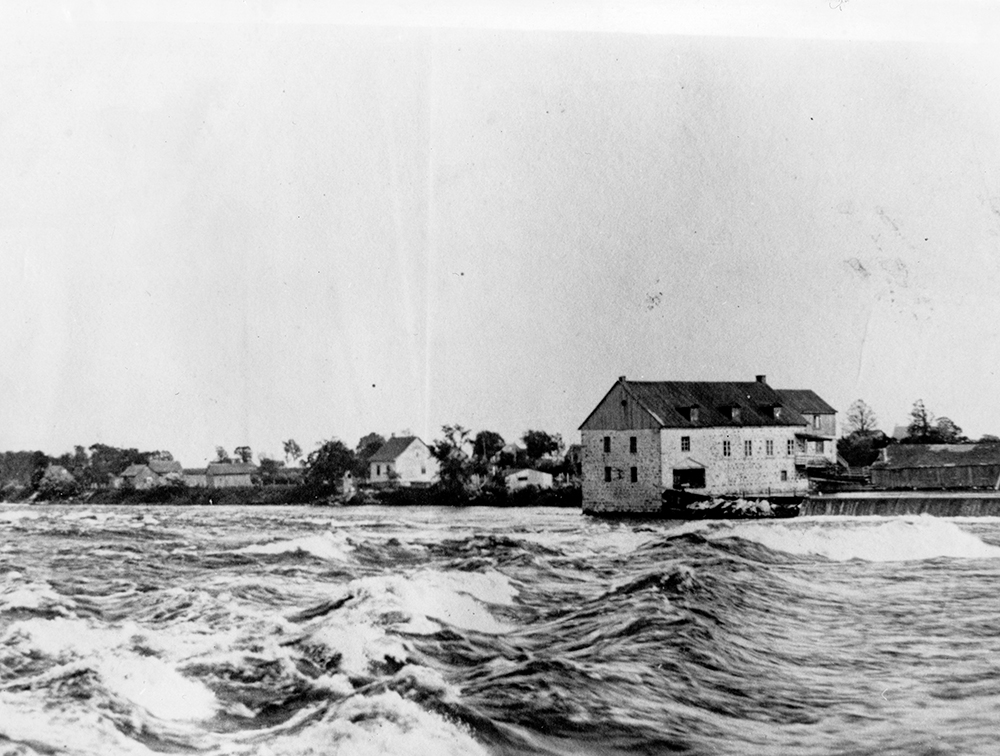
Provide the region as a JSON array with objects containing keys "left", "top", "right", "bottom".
[
  {"left": 120, "top": 464, "right": 151, "bottom": 478},
  {"left": 891, "top": 425, "right": 910, "bottom": 441},
  {"left": 148, "top": 459, "right": 182, "bottom": 475},
  {"left": 369, "top": 436, "right": 426, "bottom": 463},
  {"left": 206, "top": 462, "right": 258, "bottom": 476},
  {"left": 182, "top": 468, "right": 206, "bottom": 476},
  {"left": 877, "top": 444, "right": 1000, "bottom": 469},
  {"left": 582, "top": 378, "right": 814, "bottom": 430},
  {"left": 775, "top": 389, "right": 836, "bottom": 415}
]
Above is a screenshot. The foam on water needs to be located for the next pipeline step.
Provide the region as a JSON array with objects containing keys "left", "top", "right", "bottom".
[
  {"left": 707, "top": 515, "right": 1000, "bottom": 562},
  {"left": 1, "top": 616, "right": 219, "bottom": 721},
  {"left": 244, "top": 690, "right": 489, "bottom": 756},
  {"left": 237, "top": 531, "right": 353, "bottom": 560}
]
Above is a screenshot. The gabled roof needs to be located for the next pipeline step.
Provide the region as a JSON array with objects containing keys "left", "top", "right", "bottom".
[
  {"left": 776, "top": 389, "right": 836, "bottom": 415},
  {"left": 120, "top": 464, "right": 152, "bottom": 478},
  {"left": 148, "top": 459, "right": 182, "bottom": 475},
  {"left": 877, "top": 443, "right": 1000, "bottom": 469},
  {"left": 618, "top": 379, "right": 809, "bottom": 428},
  {"left": 369, "top": 436, "right": 427, "bottom": 463},
  {"left": 206, "top": 462, "right": 258, "bottom": 476}
]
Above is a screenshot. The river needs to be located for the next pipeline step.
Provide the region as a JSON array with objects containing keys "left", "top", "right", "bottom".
[{"left": 3, "top": 504, "right": 1000, "bottom": 755}]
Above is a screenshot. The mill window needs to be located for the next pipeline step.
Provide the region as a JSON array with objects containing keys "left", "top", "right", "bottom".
[
  {"left": 603, "top": 436, "right": 611, "bottom": 453},
  {"left": 629, "top": 436, "right": 637, "bottom": 454},
  {"left": 744, "top": 440, "right": 752, "bottom": 457},
  {"left": 787, "top": 439, "right": 794, "bottom": 455},
  {"left": 780, "top": 470, "right": 788, "bottom": 482},
  {"left": 604, "top": 466, "right": 612, "bottom": 482},
  {"left": 630, "top": 467, "right": 638, "bottom": 483},
  {"left": 766, "top": 439, "right": 774, "bottom": 456},
  {"left": 681, "top": 436, "right": 690, "bottom": 452},
  {"left": 722, "top": 440, "right": 731, "bottom": 457}
]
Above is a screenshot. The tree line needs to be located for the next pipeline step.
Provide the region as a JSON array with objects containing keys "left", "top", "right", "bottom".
[
  {"left": 837, "top": 399, "right": 999, "bottom": 468},
  {"left": 1, "top": 426, "right": 573, "bottom": 502}
]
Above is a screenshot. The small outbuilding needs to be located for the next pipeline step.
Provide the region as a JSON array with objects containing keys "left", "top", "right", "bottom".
[{"left": 505, "top": 468, "right": 554, "bottom": 492}]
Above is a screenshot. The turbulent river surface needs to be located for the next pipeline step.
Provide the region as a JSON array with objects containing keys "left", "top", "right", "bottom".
[{"left": 4, "top": 506, "right": 1000, "bottom": 756}]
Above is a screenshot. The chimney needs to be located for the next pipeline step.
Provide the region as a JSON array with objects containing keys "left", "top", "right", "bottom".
[
  {"left": 618, "top": 375, "right": 627, "bottom": 383},
  {"left": 756, "top": 374, "right": 767, "bottom": 384}
]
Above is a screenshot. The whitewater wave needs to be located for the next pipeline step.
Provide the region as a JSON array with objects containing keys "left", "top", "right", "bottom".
[
  {"left": 238, "top": 531, "right": 354, "bottom": 561},
  {"left": 704, "top": 516, "right": 1000, "bottom": 562}
]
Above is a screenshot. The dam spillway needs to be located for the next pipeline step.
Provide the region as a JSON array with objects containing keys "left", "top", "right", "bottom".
[{"left": 803, "top": 491, "right": 1000, "bottom": 517}]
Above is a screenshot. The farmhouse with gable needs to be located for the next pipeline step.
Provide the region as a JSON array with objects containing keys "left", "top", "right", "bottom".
[
  {"left": 579, "top": 375, "right": 837, "bottom": 514},
  {"left": 368, "top": 436, "right": 439, "bottom": 487}
]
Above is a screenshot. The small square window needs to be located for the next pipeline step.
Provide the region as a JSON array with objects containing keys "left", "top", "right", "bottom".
[
  {"left": 604, "top": 466, "right": 612, "bottom": 482},
  {"left": 681, "top": 436, "right": 690, "bottom": 452},
  {"left": 630, "top": 467, "right": 638, "bottom": 483},
  {"left": 629, "top": 436, "right": 637, "bottom": 454},
  {"left": 603, "top": 436, "right": 611, "bottom": 453}
]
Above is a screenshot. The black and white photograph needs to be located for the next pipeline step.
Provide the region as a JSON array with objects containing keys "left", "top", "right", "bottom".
[{"left": 3, "top": 1, "right": 1000, "bottom": 753}]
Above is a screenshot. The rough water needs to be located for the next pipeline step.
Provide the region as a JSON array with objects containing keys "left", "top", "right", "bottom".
[{"left": 4, "top": 505, "right": 1000, "bottom": 756}]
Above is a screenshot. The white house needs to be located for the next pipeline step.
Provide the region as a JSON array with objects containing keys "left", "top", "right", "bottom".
[
  {"left": 368, "top": 436, "right": 439, "bottom": 487},
  {"left": 579, "top": 375, "right": 837, "bottom": 514}
]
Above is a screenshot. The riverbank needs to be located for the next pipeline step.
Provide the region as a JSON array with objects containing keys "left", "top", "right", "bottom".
[{"left": 4, "top": 483, "right": 583, "bottom": 508}]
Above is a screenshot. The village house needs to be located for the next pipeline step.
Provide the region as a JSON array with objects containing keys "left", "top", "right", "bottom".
[
  {"left": 579, "top": 375, "right": 837, "bottom": 514},
  {"left": 206, "top": 462, "right": 257, "bottom": 489},
  {"left": 118, "top": 459, "right": 183, "bottom": 490},
  {"left": 871, "top": 443, "right": 1000, "bottom": 490},
  {"left": 368, "top": 436, "right": 439, "bottom": 487}
]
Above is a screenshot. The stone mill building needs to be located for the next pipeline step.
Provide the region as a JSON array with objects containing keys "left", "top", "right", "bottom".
[{"left": 578, "top": 375, "right": 836, "bottom": 514}]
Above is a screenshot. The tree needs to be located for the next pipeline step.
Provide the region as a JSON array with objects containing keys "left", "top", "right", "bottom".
[
  {"left": 354, "top": 433, "right": 386, "bottom": 479},
  {"left": 283, "top": 439, "right": 303, "bottom": 466},
  {"left": 837, "top": 430, "right": 890, "bottom": 468},
  {"left": 902, "top": 401, "right": 968, "bottom": 444},
  {"left": 472, "top": 430, "right": 505, "bottom": 463},
  {"left": 233, "top": 446, "right": 253, "bottom": 464},
  {"left": 522, "top": 430, "right": 563, "bottom": 463},
  {"left": 845, "top": 400, "right": 879, "bottom": 434},
  {"left": 29, "top": 451, "right": 49, "bottom": 490},
  {"left": 88, "top": 444, "right": 145, "bottom": 486},
  {"left": 36, "top": 465, "right": 79, "bottom": 500},
  {"left": 258, "top": 456, "right": 283, "bottom": 485},
  {"left": 304, "top": 439, "right": 355, "bottom": 492},
  {"left": 904, "top": 400, "right": 934, "bottom": 442},
  {"left": 932, "top": 417, "right": 966, "bottom": 443},
  {"left": 431, "top": 425, "right": 474, "bottom": 495},
  {"left": 979, "top": 434, "right": 1000, "bottom": 444},
  {"left": 215, "top": 446, "right": 232, "bottom": 463}
]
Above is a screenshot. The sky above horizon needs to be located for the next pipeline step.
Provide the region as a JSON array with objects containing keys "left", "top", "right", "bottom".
[{"left": 2, "top": 1, "right": 1000, "bottom": 465}]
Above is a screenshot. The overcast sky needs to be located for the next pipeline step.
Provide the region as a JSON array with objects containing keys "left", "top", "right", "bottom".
[{"left": 2, "top": 1, "right": 999, "bottom": 464}]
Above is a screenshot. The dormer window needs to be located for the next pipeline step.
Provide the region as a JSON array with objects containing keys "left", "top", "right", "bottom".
[
  {"left": 721, "top": 406, "right": 741, "bottom": 422},
  {"left": 774, "top": 406, "right": 783, "bottom": 420},
  {"left": 677, "top": 405, "right": 700, "bottom": 423}
]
